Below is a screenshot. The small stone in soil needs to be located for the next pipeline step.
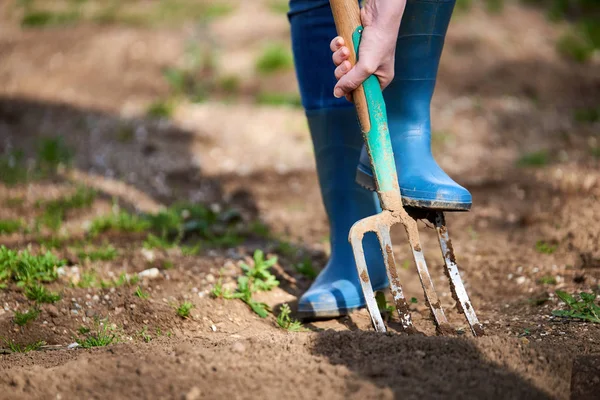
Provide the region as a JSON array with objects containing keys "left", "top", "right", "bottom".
[
  {"left": 185, "top": 386, "right": 202, "bottom": 400},
  {"left": 138, "top": 268, "right": 160, "bottom": 280},
  {"left": 230, "top": 342, "right": 246, "bottom": 353},
  {"left": 45, "top": 305, "right": 60, "bottom": 318}
]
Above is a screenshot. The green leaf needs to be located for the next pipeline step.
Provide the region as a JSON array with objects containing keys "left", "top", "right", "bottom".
[
  {"left": 552, "top": 309, "right": 575, "bottom": 318},
  {"left": 556, "top": 290, "right": 576, "bottom": 306},
  {"left": 580, "top": 292, "right": 596, "bottom": 303},
  {"left": 247, "top": 300, "right": 269, "bottom": 318}
]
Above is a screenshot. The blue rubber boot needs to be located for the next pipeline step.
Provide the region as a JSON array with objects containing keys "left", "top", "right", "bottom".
[
  {"left": 298, "top": 108, "right": 389, "bottom": 318},
  {"left": 355, "top": 0, "right": 472, "bottom": 211},
  {"left": 289, "top": 1, "right": 387, "bottom": 318}
]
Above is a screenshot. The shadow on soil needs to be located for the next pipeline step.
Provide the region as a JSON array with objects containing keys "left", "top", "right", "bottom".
[
  {"left": 311, "top": 330, "right": 558, "bottom": 399},
  {"left": 0, "top": 95, "right": 321, "bottom": 296}
]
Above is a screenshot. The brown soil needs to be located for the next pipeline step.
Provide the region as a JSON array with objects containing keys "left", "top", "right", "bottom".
[{"left": 1, "top": 2, "right": 599, "bottom": 399}]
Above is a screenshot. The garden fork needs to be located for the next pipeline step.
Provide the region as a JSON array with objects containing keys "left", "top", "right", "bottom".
[{"left": 330, "top": 0, "right": 484, "bottom": 336}]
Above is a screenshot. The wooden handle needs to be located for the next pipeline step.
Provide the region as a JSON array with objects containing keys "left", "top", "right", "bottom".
[{"left": 329, "top": 0, "right": 371, "bottom": 132}]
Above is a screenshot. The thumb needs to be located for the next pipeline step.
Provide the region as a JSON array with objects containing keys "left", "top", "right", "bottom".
[{"left": 333, "top": 61, "right": 375, "bottom": 98}]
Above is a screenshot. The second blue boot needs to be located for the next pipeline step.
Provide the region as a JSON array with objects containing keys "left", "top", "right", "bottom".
[
  {"left": 355, "top": 0, "right": 472, "bottom": 211},
  {"left": 297, "top": 107, "right": 389, "bottom": 319}
]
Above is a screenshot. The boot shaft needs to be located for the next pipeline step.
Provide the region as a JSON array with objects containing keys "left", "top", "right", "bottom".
[{"left": 385, "top": 0, "right": 455, "bottom": 129}]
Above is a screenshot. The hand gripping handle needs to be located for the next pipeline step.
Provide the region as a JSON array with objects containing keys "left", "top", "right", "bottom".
[{"left": 329, "top": 0, "right": 402, "bottom": 210}]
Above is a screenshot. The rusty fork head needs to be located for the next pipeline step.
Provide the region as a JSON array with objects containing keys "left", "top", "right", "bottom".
[
  {"left": 349, "top": 210, "right": 415, "bottom": 333},
  {"left": 349, "top": 207, "right": 484, "bottom": 337}
]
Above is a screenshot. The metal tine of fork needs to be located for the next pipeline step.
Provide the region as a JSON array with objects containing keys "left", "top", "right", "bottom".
[
  {"left": 350, "top": 231, "right": 386, "bottom": 332},
  {"left": 434, "top": 212, "right": 485, "bottom": 336},
  {"left": 403, "top": 216, "right": 452, "bottom": 334},
  {"left": 376, "top": 224, "right": 414, "bottom": 332}
]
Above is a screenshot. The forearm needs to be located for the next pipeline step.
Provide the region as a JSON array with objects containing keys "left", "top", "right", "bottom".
[{"left": 361, "top": 0, "right": 405, "bottom": 32}]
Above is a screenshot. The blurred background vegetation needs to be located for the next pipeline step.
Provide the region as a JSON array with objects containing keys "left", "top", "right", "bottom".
[{"left": 3, "top": 0, "right": 598, "bottom": 119}]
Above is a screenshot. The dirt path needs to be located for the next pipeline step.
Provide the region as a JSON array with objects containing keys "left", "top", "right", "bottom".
[{"left": 0, "top": 1, "right": 599, "bottom": 399}]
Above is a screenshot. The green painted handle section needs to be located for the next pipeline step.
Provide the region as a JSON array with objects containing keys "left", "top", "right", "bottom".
[{"left": 352, "top": 27, "right": 399, "bottom": 193}]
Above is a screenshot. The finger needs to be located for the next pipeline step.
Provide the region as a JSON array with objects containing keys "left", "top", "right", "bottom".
[
  {"left": 332, "top": 47, "right": 350, "bottom": 67},
  {"left": 329, "top": 36, "right": 345, "bottom": 52},
  {"left": 333, "top": 61, "right": 375, "bottom": 98},
  {"left": 334, "top": 60, "right": 351, "bottom": 80}
]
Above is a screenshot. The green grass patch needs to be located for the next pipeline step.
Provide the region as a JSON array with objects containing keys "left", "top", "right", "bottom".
[
  {"left": 148, "top": 0, "right": 234, "bottom": 25},
  {"left": 276, "top": 303, "right": 305, "bottom": 331},
  {"left": 17, "top": 0, "right": 235, "bottom": 29},
  {"left": 294, "top": 258, "right": 317, "bottom": 279},
  {"left": 0, "top": 219, "right": 23, "bottom": 235},
  {"left": 77, "top": 269, "right": 99, "bottom": 288},
  {"left": 0, "top": 137, "right": 73, "bottom": 185},
  {"left": 485, "top": 0, "right": 504, "bottom": 13},
  {"left": 1, "top": 338, "right": 45, "bottom": 353},
  {"left": 138, "top": 326, "right": 152, "bottom": 343},
  {"left": 89, "top": 202, "right": 247, "bottom": 253},
  {"left": 255, "top": 91, "right": 302, "bottom": 107},
  {"left": 77, "top": 243, "right": 118, "bottom": 262},
  {"left": 517, "top": 150, "right": 550, "bottom": 167},
  {"left": 218, "top": 75, "right": 241, "bottom": 95},
  {"left": 0, "top": 246, "right": 65, "bottom": 288},
  {"left": 255, "top": 44, "right": 293, "bottom": 75},
  {"left": 557, "top": 29, "right": 595, "bottom": 63},
  {"left": 143, "top": 233, "right": 179, "bottom": 250},
  {"left": 181, "top": 244, "right": 201, "bottom": 256},
  {"left": 201, "top": 3, "right": 234, "bottom": 19},
  {"left": 25, "top": 283, "right": 61, "bottom": 303},
  {"left": 535, "top": 240, "right": 558, "bottom": 254},
  {"left": 538, "top": 275, "right": 557, "bottom": 285},
  {"left": 146, "top": 100, "right": 175, "bottom": 119},
  {"left": 147, "top": 203, "right": 244, "bottom": 248},
  {"left": 552, "top": 290, "right": 599, "bottom": 323},
  {"left": 101, "top": 272, "right": 139, "bottom": 289},
  {"left": 77, "top": 321, "right": 117, "bottom": 348},
  {"left": 134, "top": 286, "right": 150, "bottom": 299},
  {"left": 39, "top": 186, "right": 96, "bottom": 231},
  {"left": 248, "top": 221, "right": 270, "bottom": 238},
  {"left": 37, "top": 136, "right": 73, "bottom": 172},
  {"left": 88, "top": 211, "right": 151, "bottom": 236},
  {"left": 176, "top": 301, "right": 194, "bottom": 319},
  {"left": 0, "top": 150, "right": 29, "bottom": 185},
  {"left": 274, "top": 241, "right": 298, "bottom": 258},
  {"left": 21, "top": 10, "right": 80, "bottom": 27},
  {"left": 37, "top": 235, "right": 70, "bottom": 250},
  {"left": 268, "top": 0, "right": 289, "bottom": 14},
  {"left": 455, "top": 0, "right": 473, "bottom": 13},
  {"left": 13, "top": 307, "right": 41, "bottom": 326}
]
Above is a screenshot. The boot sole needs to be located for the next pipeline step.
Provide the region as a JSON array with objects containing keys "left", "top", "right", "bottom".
[{"left": 355, "top": 167, "right": 471, "bottom": 212}]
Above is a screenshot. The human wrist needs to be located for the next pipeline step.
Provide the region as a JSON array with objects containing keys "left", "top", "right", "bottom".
[{"left": 363, "top": 0, "right": 405, "bottom": 31}]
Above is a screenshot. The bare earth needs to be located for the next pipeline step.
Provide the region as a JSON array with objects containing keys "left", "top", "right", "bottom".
[{"left": 1, "top": 2, "right": 599, "bottom": 399}]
